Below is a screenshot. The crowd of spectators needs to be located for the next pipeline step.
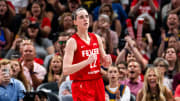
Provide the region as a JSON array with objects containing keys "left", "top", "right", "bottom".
[{"left": 0, "top": 0, "right": 180, "bottom": 101}]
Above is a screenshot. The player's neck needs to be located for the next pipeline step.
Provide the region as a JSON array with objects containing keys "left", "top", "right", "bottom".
[{"left": 77, "top": 30, "right": 89, "bottom": 40}]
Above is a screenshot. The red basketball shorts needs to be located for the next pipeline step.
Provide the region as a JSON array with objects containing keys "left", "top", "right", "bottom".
[{"left": 71, "top": 78, "right": 105, "bottom": 101}]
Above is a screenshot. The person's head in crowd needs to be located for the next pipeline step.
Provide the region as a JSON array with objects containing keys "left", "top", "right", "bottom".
[
  {"left": 166, "top": 13, "right": 179, "bottom": 31},
  {"left": 10, "top": 59, "right": 30, "bottom": 90},
  {"left": 59, "top": 12, "right": 73, "bottom": 32},
  {"left": 98, "top": 14, "right": 111, "bottom": 29},
  {"left": 26, "top": 20, "right": 41, "bottom": 39},
  {"left": 11, "top": 60, "right": 21, "bottom": 78},
  {"left": 128, "top": 60, "right": 141, "bottom": 82},
  {"left": 30, "top": 1, "right": 43, "bottom": 19},
  {"left": 164, "top": 47, "right": 179, "bottom": 72},
  {"left": 107, "top": 65, "right": 119, "bottom": 84},
  {"left": 67, "top": 0, "right": 81, "bottom": 12},
  {"left": 22, "top": 43, "right": 36, "bottom": 62},
  {"left": 54, "top": 32, "right": 70, "bottom": 56},
  {"left": 153, "top": 57, "right": 169, "bottom": 76},
  {"left": 0, "top": 0, "right": 8, "bottom": 16},
  {"left": 168, "top": 35, "right": 179, "bottom": 50},
  {"left": 0, "top": 59, "right": 12, "bottom": 86},
  {"left": 19, "top": 40, "right": 33, "bottom": 55},
  {"left": 99, "top": 3, "right": 115, "bottom": 22},
  {"left": 48, "top": 55, "right": 63, "bottom": 82},
  {"left": 126, "top": 52, "right": 136, "bottom": 63},
  {"left": 141, "top": 67, "right": 166, "bottom": 101},
  {"left": 164, "top": 47, "right": 177, "bottom": 64},
  {"left": 117, "top": 61, "right": 128, "bottom": 81}
]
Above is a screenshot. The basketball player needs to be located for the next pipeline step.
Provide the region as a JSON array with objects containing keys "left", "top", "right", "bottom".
[{"left": 63, "top": 8, "right": 112, "bottom": 101}]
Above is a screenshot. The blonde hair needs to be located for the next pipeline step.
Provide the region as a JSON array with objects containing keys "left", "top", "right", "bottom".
[
  {"left": 142, "top": 67, "right": 166, "bottom": 101},
  {"left": 48, "top": 55, "right": 63, "bottom": 82},
  {"left": 0, "top": 59, "right": 10, "bottom": 68}
]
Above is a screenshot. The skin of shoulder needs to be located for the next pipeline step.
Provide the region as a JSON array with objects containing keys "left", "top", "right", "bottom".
[{"left": 65, "top": 37, "right": 77, "bottom": 52}]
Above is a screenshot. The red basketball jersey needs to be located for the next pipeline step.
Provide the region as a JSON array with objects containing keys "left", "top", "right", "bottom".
[{"left": 70, "top": 33, "right": 102, "bottom": 80}]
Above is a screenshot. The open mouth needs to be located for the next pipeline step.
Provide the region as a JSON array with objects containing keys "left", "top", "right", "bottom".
[
  {"left": 130, "top": 71, "right": 135, "bottom": 74},
  {"left": 0, "top": 9, "right": 5, "bottom": 14},
  {"left": 53, "top": 66, "right": 58, "bottom": 68},
  {"left": 34, "top": 10, "right": 40, "bottom": 14},
  {"left": 84, "top": 23, "right": 88, "bottom": 26},
  {"left": 169, "top": 22, "right": 175, "bottom": 26},
  {"left": 111, "top": 77, "right": 116, "bottom": 79},
  {"left": 149, "top": 80, "right": 156, "bottom": 85}
]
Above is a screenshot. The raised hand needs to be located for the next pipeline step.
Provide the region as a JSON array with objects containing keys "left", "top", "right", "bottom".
[
  {"left": 0, "top": 69, "right": 10, "bottom": 85},
  {"left": 24, "top": 61, "right": 34, "bottom": 73},
  {"left": 101, "top": 54, "right": 112, "bottom": 68}
]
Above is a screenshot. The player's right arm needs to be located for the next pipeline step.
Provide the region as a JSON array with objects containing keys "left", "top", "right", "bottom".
[{"left": 63, "top": 38, "right": 96, "bottom": 75}]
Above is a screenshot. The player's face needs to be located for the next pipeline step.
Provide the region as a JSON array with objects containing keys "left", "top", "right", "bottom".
[{"left": 74, "top": 10, "right": 89, "bottom": 30}]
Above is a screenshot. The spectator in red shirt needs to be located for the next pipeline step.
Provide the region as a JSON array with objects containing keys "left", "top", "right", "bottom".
[
  {"left": 129, "top": 0, "right": 159, "bottom": 20},
  {"left": 27, "top": 1, "right": 51, "bottom": 37}
]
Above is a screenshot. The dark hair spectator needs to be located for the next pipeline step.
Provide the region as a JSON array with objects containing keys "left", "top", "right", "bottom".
[
  {"left": 25, "top": 20, "right": 55, "bottom": 59},
  {"left": 26, "top": 1, "right": 51, "bottom": 37}
]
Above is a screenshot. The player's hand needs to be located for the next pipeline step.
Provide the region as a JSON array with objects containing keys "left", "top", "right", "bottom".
[
  {"left": 102, "top": 54, "right": 112, "bottom": 68},
  {"left": 87, "top": 53, "right": 97, "bottom": 64}
]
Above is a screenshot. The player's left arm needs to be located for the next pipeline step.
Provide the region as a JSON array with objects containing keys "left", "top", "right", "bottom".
[{"left": 95, "top": 34, "right": 112, "bottom": 68}]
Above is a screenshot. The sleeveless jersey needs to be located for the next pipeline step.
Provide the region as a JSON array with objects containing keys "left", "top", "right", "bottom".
[{"left": 70, "top": 33, "right": 102, "bottom": 80}]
